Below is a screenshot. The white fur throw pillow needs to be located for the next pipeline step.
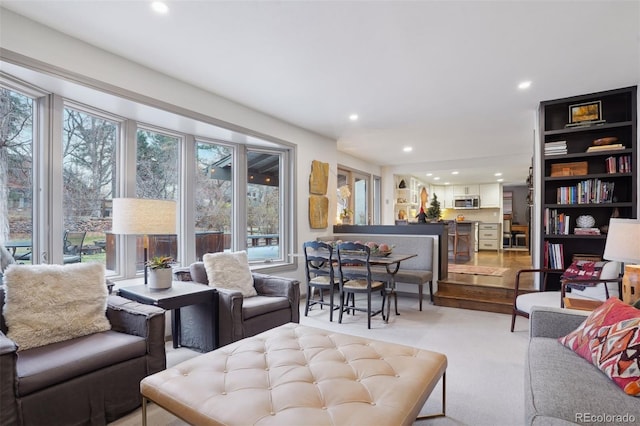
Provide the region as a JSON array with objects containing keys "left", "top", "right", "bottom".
[
  {"left": 203, "top": 251, "right": 257, "bottom": 297},
  {"left": 2, "top": 262, "right": 110, "bottom": 351}
]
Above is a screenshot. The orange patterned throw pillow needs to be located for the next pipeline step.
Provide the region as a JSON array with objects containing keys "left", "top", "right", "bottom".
[
  {"left": 590, "top": 317, "right": 640, "bottom": 395},
  {"left": 559, "top": 297, "right": 640, "bottom": 395},
  {"left": 558, "top": 297, "right": 640, "bottom": 361}
]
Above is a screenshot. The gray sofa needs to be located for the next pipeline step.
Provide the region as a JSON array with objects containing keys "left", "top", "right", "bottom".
[
  {"left": 0, "top": 290, "right": 166, "bottom": 426},
  {"left": 526, "top": 306, "right": 640, "bottom": 425},
  {"left": 323, "top": 234, "right": 434, "bottom": 310},
  {"left": 181, "top": 262, "right": 300, "bottom": 347}
]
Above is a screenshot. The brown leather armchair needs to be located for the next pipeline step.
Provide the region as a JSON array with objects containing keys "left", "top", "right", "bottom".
[
  {"left": 0, "top": 289, "right": 166, "bottom": 425},
  {"left": 181, "top": 262, "right": 300, "bottom": 347}
]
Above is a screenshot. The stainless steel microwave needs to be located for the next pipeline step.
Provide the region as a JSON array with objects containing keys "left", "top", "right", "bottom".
[{"left": 454, "top": 195, "right": 480, "bottom": 209}]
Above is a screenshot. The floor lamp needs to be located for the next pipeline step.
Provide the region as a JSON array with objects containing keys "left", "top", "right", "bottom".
[
  {"left": 111, "top": 198, "right": 177, "bottom": 284},
  {"left": 603, "top": 218, "right": 640, "bottom": 304}
]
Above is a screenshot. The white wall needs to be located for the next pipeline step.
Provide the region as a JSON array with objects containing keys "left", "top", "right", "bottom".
[{"left": 0, "top": 8, "right": 339, "bottom": 284}]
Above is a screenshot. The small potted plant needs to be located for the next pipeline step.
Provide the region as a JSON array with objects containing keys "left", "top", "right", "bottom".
[
  {"left": 145, "top": 256, "right": 174, "bottom": 289},
  {"left": 340, "top": 208, "right": 353, "bottom": 225}
]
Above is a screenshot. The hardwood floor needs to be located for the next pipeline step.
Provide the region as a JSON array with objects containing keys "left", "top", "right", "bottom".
[{"left": 434, "top": 248, "right": 535, "bottom": 314}]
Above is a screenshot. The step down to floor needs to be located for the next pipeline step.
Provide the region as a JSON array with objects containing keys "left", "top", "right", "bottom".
[{"left": 434, "top": 279, "right": 528, "bottom": 314}]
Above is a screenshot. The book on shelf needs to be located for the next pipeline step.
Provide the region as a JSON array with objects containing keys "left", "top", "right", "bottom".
[
  {"left": 544, "top": 208, "right": 570, "bottom": 235},
  {"left": 586, "top": 144, "right": 625, "bottom": 153},
  {"left": 544, "top": 241, "right": 564, "bottom": 269},
  {"left": 605, "top": 155, "right": 632, "bottom": 174},
  {"left": 556, "top": 179, "right": 615, "bottom": 204},
  {"left": 574, "top": 228, "right": 601, "bottom": 235}
]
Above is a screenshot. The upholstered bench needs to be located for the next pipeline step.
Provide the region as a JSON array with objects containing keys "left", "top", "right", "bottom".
[{"left": 141, "top": 323, "right": 447, "bottom": 425}]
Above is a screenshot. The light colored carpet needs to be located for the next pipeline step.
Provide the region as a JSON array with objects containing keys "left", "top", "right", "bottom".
[
  {"left": 448, "top": 264, "right": 509, "bottom": 276},
  {"left": 111, "top": 297, "right": 529, "bottom": 426}
]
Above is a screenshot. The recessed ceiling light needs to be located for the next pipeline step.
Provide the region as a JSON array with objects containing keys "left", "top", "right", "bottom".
[
  {"left": 497, "top": 178, "right": 504, "bottom": 182},
  {"left": 403, "top": 146, "right": 413, "bottom": 152},
  {"left": 426, "top": 173, "right": 433, "bottom": 176},
  {"left": 444, "top": 182, "right": 450, "bottom": 185},
  {"left": 151, "top": 1, "right": 169, "bottom": 14},
  {"left": 434, "top": 177, "right": 440, "bottom": 181},
  {"left": 518, "top": 81, "right": 532, "bottom": 90},
  {"left": 349, "top": 114, "right": 358, "bottom": 121},
  {"left": 451, "top": 171, "right": 459, "bottom": 175},
  {"left": 494, "top": 172, "right": 502, "bottom": 176}
]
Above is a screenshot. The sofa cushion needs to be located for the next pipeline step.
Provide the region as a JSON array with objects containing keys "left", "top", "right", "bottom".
[
  {"left": 17, "top": 330, "right": 146, "bottom": 396},
  {"left": 203, "top": 251, "right": 257, "bottom": 297},
  {"left": 2, "top": 263, "right": 110, "bottom": 351},
  {"left": 559, "top": 297, "right": 640, "bottom": 362}
]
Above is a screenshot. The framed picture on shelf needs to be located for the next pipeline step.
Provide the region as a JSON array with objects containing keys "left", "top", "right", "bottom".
[{"left": 569, "top": 100, "right": 602, "bottom": 124}]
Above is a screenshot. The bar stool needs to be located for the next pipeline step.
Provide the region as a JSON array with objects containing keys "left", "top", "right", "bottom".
[{"left": 454, "top": 222, "right": 471, "bottom": 260}]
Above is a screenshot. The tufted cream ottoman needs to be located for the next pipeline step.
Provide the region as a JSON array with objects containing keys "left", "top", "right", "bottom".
[{"left": 141, "top": 323, "right": 447, "bottom": 425}]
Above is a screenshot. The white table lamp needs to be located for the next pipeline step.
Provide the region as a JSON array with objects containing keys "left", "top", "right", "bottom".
[
  {"left": 111, "top": 198, "right": 177, "bottom": 284},
  {"left": 603, "top": 218, "right": 640, "bottom": 304}
]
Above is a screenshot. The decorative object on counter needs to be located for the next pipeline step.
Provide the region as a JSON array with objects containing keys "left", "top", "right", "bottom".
[
  {"left": 416, "top": 207, "right": 427, "bottom": 223},
  {"left": 425, "top": 194, "right": 441, "bottom": 222},
  {"left": 420, "top": 187, "right": 428, "bottom": 210},
  {"left": 146, "top": 256, "right": 175, "bottom": 289},
  {"left": 398, "top": 209, "right": 407, "bottom": 220},
  {"left": 592, "top": 136, "right": 618, "bottom": 146},
  {"left": 576, "top": 215, "right": 596, "bottom": 228},
  {"left": 340, "top": 208, "right": 353, "bottom": 225},
  {"left": 456, "top": 214, "right": 465, "bottom": 222},
  {"left": 337, "top": 184, "right": 351, "bottom": 224},
  {"left": 398, "top": 179, "right": 406, "bottom": 188}
]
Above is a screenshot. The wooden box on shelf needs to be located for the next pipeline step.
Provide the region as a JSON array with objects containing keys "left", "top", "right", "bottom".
[{"left": 550, "top": 161, "right": 588, "bottom": 177}]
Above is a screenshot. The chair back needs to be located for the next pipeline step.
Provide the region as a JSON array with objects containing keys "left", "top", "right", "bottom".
[
  {"left": 64, "top": 231, "right": 86, "bottom": 255},
  {"left": 503, "top": 219, "right": 512, "bottom": 233},
  {"left": 336, "top": 242, "right": 374, "bottom": 289},
  {"left": 303, "top": 241, "right": 335, "bottom": 284}
]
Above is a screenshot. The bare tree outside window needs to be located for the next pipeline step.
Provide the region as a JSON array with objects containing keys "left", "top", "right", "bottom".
[
  {"left": 62, "top": 107, "right": 117, "bottom": 266},
  {"left": 0, "top": 88, "right": 33, "bottom": 253}
]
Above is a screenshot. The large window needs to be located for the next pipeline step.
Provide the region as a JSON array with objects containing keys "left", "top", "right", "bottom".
[
  {"left": 62, "top": 105, "right": 117, "bottom": 267},
  {"left": 195, "top": 141, "right": 233, "bottom": 260},
  {"left": 247, "top": 149, "right": 282, "bottom": 262},
  {"left": 1, "top": 87, "right": 33, "bottom": 262},
  {"left": 1, "top": 69, "right": 295, "bottom": 279}
]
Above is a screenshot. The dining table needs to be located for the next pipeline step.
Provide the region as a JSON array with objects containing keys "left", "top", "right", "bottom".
[{"left": 367, "top": 253, "right": 418, "bottom": 322}]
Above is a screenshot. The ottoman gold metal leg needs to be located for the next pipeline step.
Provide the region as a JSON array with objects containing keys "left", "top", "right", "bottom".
[
  {"left": 142, "top": 397, "right": 148, "bottom": 426},
  {"left": 416, "top": 372, "right": 446, "bottom": 420}
]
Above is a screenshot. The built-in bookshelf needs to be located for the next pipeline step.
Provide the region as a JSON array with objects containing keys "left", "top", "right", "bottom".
[{"left": 539, "top": 86, "right": 637, "bottom": 288}]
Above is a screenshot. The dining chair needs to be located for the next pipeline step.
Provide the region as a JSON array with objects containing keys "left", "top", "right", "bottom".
[
  {"left": 63, "top": 231, "right": 86, "bottom": 264},
  {"left": 336, "top": 242, "right": 387, "bottom": 329},
  {"left": 302, "top": 241, "right": 339, "bottom": 321}
]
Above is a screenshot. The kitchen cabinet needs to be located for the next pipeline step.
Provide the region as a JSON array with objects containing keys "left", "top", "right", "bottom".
[
  {"left": 453, "top": 184, "right": 479, "bottom": 196},
  {"left": 430, "top": 185, "right": 453, "bottom": 209},
  {"left": 478, "top": 223, "right": 500, "bottom": 251},
  {"left": 479, "top": 183, "right": 501, "bottom": 208}
]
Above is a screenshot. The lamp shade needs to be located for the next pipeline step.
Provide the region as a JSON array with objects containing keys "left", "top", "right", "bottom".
[
  {"left": 603, "top": 218, "right": 640, "bottom": 264},
  {"left": 111, "top": 198, "right": 176, "bottom": 235}
]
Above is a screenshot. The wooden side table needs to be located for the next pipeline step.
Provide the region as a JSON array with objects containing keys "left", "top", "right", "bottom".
[
  {"left": 563, "top": 297, "right": 603, "bottom": 312},
  {"left": 119, "top": 281, "right": 218, "bottom": 352}
]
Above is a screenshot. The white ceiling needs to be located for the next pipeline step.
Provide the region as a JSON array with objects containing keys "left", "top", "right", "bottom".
[{"left": 2, "top": 0, "right": 639, "bottom": 185}]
